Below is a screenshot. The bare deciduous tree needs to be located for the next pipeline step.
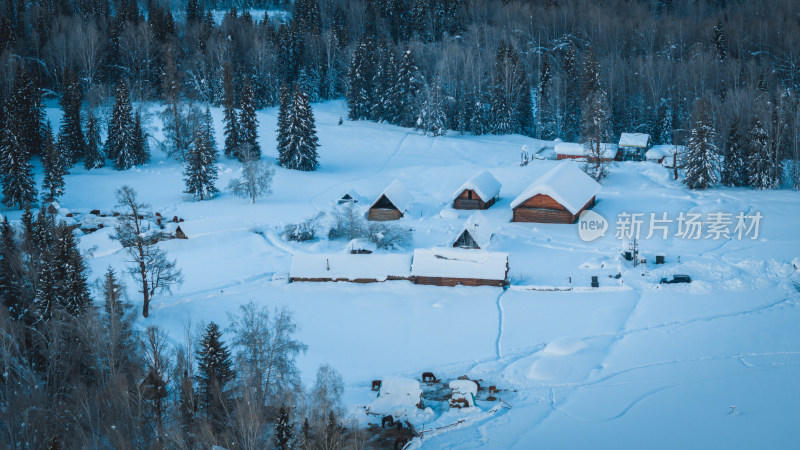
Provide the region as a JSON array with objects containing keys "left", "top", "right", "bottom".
[
  {"left": 228, "top": 156, "right": 275, "bottom": 203},
  {"left": 112, "top": 185, "right": 183, "bottom": 318}
]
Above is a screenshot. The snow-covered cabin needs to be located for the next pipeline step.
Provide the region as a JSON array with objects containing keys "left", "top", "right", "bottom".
[
  {"left": 452, "top": 212, "right": 492, "bottom": 250},
  {"left": 346, "top": 238, "right": 376, "bottom": 254},
  {"left": 452, "top": 171, "right": 501, "bottom": 210},
  {"left": 338, "top": 189, "right": 362, "bottom": 205},
  {"left": 368, "top": 180, "right": 413, "bottom": 221},
  {"left": 618, "top": 133, "right": 651, "bottom": 161},
  {"left": 510, "top": 162, "right": 601, "bottom": 224},
  {"left": 646, "top": 144, "right": 684, "bottom": 165},
  {"left": 289, "top": 253, "right": 412, "bottom": 282},
  {"left": 411, "top": 248, "right": 509, "bottom": 287},
  {"left": 555, "top": 142, "right": 619, "bottom": 162}
]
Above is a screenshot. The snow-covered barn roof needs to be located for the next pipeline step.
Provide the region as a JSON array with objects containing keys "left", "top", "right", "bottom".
[
  {"left": 289, "top": 253, "right": 411, "bottom": 281},
  {"left": 554, "top": 142, "right": 618, "bottom": 159},
  {"left": 646, "top": 144, "right": 684, "bottom": 160},
  {"left": 411, "top": 248, "right": 509, "bottom": 281},
  {"left": 619, "top": 133, "right": 651, "bottom": 148},
  {"left": 452, "top": 212, "right": 493, "bottom": 249},
  {"left": 510, "top": 162, "right": 601, "bottom": 215},
  {"left": 371, "top": 180, "right": 413, "bottom": 212},
  {"left": 451, "top": 170, "right": 501, "bottom": 202}
]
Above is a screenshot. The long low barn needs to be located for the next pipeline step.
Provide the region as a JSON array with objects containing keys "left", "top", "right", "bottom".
[
  {"left": 289, "top": 254, "right": 412, "bottom": 283},
  {"left": 289, "top": 248, "right": 509, "bottom": 287},
  {"left": 411, "top": 248, "right": 509, "bottom": 287}
]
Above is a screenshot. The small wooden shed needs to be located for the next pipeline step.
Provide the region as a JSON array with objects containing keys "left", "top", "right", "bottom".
[
  {"left": 338, "top": 189, "right": 362, "bottom": 205},
  {"left": 452, "top": 171, "right": 501, "bottom": 210},
  {"left": 510, "top": 162, "right": 600, "bottom": 224},
  {"left": 618, "top": 133, "right": 651, "bottom": 161},
  {"left": 346, "top": 238, "right": 375, "bottom": 254},
  {"left": 368, "top": 180, "right": 413, "bottom": 221},
  {"left": 452, "top": 212, "right": 492, "bottom": 250}
]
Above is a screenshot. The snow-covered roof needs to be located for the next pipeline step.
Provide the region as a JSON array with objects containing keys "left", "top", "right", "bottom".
[
  {"left": 289, "top": 253, "right": 411, "bottom": 281},
  {"left": 411, "top": 248, "right": 509, "bottom": 281},
  {"left": 345, "top": 238, "right": 376, "bottom": 253},
  {"left": 371, "top": 180, "right": 413, "bottom": 212},
  {"left": 619, "top": 133, "right": 651, "bottom": 148},
  {"left": 510, "top": 162, "right": 601, "bottom": 215},
  {"left": 646, "top": 144, "right": 684, "bottom": 160},
  {"left": 452, "top": 212, "right": 492, "bottom": 249},
  {"left": 339, "top": 189, "right": 362, "bottom": 203},
  {"left": 451, "top": 171, "right": 501, "bottom": 202},
  {"left": 554, "top": 142, "right": 618, "bottom": 159}
]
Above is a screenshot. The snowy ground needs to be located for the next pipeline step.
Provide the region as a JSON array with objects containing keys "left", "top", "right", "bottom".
[{"left": 8, "top": 100, "right": 800, "bottom": 448}]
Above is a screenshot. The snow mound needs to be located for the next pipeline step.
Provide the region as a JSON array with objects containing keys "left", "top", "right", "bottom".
[
  {"left": 368, "top": 378, "right": 426, "bottom": 419},
  {"left": 542, "top": 337, "right": 588, "bottom": 356}
]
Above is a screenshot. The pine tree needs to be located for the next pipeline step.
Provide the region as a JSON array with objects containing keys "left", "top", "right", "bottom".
[
  {"left": 282, "top": 86, "right": 320, "bottom": 171},
  {"left": 721, "top": 118, "right": 747, "bottom": 186},
  {"left": 131, "top": 111, "right": 150, "bottom": 166},
  {"left": 346, "top": 38, "right": 377, "bottom": 121},
  {"left": 11, "top": 68, "right": 45, "bottom": 157},
  {"left": 1, "top": 103, "right": 37, "bottom": 209},
  {"left": 57, "top": 69, "right": 85, "bottom": 164},
  {"left": 195, "top": 322, "right": 235, "bottom": 426},
  {"left": 184, "top": 119, "right": 219, "bottom": 200},
  {"left": 655, "top": 98, "right": 673, "bottom": 145},
  {"left": 537, "top": 58, "right": 558, "bottom": 140},
  {"left": 222, "top": 63, "right": 239, "bottom": 159},
  {"left": 237, "top": 79, "right": 260, "bottom": 162},
  {"left": 712, "top": 19, "right": 728, "bottom": 62},
  {"left": 101, "top": 267, "right": 139, "bottom": 376},
  {"left": 747, "top": 118, "right": 775, "bottom": 189},
  {"left": 57, "top": 225, "right": 91, "bottom": 316},
  {"left": 386, "top": 47, "right": 421, "bottom": 127},
  {"left": 274, "top": 405, "right": 294, "bottom": 450},
  {"left": 684, "top": 99, "right": 719, "bottom": 190},
  {"left": 299, "top": 417, "right": 313, "bottom": 450},
  {"left": 563, "top": 42, "right": 582, "bottom": 141},
  {"left": 84, "top": 111, "right": 104, "bottom": 169},
  {"left": 276, "top": 83, "right": 291, "bottom": 167},
  {"left": 107, "top": 80, "right": 137, "bottom": 170},
  {"left": 371, "top": 42, "right": 395, "bottom": 122},
  {"left": 417, "top": 75, "right": 447, "bottom": 136},
  {"left": 0, "top": 216, "right": 24, "bottom": 319},
  {"left": 41, "top": 122, "right": 67, "bottom": 202}
]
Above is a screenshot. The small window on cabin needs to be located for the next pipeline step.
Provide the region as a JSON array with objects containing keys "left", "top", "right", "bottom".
[{"left": 467, "top": 190, "right": 473, "bottom": 199}]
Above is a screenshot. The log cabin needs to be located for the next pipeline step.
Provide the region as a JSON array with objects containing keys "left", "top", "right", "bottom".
[
  {"left": 452, "top": 170, "right": 501, "bottom": 210},
  {"left": 368, "top": 180, "right": 413, "bottom": 221},
  {"left": 555, "top": 142, "right": 619, "bottom": 162},
  {"left": 510, "top": 162, "right": 600, "bottom": 224},
  {"left": 452, "top": 212, "right": 492, "bottom": 250}
]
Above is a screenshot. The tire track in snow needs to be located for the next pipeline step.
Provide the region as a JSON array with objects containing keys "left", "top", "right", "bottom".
[{"left": 495, "top": 288, "right": 508, "bottom": 359}]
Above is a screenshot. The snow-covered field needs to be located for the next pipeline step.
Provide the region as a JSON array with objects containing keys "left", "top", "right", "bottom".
[{"left": 11, "top": 100, "right": 800, "bottom": 448}]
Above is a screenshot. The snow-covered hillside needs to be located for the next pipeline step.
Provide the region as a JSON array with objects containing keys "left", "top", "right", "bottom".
[{"left": 11, "top": 100, "right": 800, "bottom": 448}]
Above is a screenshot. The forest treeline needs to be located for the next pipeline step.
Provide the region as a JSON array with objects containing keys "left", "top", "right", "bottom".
[
  {"left": 0, "top": 208, "right": 360, "bottom": 448},
  {"left": 1, "top": 0, "right": 800, "bottom": 185}
]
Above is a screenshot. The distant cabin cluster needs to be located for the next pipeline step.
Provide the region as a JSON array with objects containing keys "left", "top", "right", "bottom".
[
  {"left": 550, "top": 132, "right": 684, "bottom": 167},
  {"left": 290, "top": 160, "right": 603, "bottom": 288}
]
